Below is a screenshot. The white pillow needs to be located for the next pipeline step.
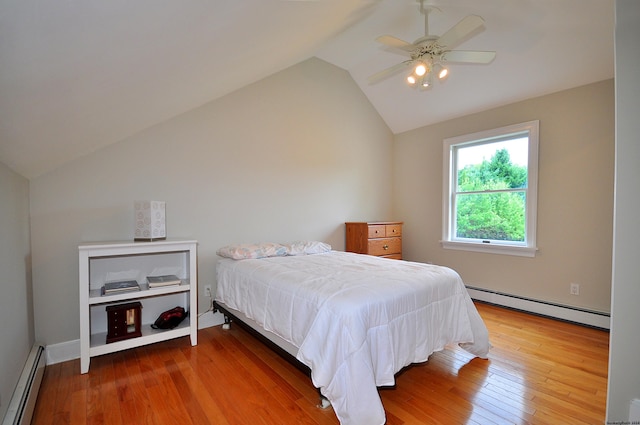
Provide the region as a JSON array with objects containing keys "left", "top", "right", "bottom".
[
  {"left": 284, "top": 241, "right": 332, "bottom": 256},
  {"left": 216, "top": 242, "right": 288, "bottom": 260}
]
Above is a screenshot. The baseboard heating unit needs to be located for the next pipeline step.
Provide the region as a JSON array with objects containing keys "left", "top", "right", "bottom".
[
  {"left": 2, "top": 344, "right": 46, "bottom": 425},
  {"left": 466, "top": 286, "right": 610, "bottom": 330}
]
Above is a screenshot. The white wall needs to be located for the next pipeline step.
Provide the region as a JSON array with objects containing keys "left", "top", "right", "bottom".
[
  {"left": 29, "top": 57, "right": 394, "bottom": 347},
  {"left": 394, "top": 80, "right": 615, "bottom": 314},
  {"left": 607, "top": 0, "right": 640, "bottom": 421},
  {"left": 0, "top": 161, "right": 32, "bottom": 419}
]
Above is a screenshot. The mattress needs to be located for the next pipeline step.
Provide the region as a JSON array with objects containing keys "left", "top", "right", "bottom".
[{"left": 215, "top": 251, "right": 490, "bottom": 425}]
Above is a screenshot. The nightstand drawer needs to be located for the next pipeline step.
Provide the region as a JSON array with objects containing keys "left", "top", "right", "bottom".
[
  {"left": 386, "top": 224, "right": 402, "bottom": 238},
  {"left": 368, "top": 237, "right": 401, "bottom": 256},
  {"left": 368, "top": 225, "right": 387, "bottom": 239}
]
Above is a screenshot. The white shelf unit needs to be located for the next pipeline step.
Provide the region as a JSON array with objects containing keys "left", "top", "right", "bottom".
[{"left": 79, "top": 239, "right": 198, "bottom": 373}]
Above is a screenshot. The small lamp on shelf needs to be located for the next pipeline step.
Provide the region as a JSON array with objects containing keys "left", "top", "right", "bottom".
[{"left": 134, "top": 200, "right": 166, "bottom": 241}]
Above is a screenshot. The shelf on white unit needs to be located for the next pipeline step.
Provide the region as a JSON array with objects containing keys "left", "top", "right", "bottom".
[
  {"left": 89, "top": 281, "right": 191, "bottom": 305},
  {"left": 89, "top": 318, "right": 192, "bottom": 357}
]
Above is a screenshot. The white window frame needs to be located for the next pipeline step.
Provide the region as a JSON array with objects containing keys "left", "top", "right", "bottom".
[{"left": 442, "top": 120, "right": 539, "bottom": 257}]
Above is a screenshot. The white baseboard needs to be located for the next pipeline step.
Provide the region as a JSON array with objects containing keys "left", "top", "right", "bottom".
[
  {"left": 45, "top": 312, "right": 226, "bottom": 366},
  {"left": 198, "top": 310, "right": 225, "bottom": 329},
  {"left": 467, "top": 286, "right": 610, "bottom": 330},
  {"left": 45, "top": 339, "right": 79, "bottom": 366}
]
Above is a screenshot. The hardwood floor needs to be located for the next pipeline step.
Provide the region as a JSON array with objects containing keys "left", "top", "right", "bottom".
[{"left": 32, "top": 302, "right": 609, "bottom": 424}]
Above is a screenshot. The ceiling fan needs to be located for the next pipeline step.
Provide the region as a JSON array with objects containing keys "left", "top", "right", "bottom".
[{"left": 368, "top": 0, "right": 496, "bottom": 89}]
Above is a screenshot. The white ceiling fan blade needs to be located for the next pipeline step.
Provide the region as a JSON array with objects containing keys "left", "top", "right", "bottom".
[
  {"left": 375, "top": 35, "right": 416, "bottom": 53},
  {"left": 441, "top": 50, "right": 496, "bottom": 64},
  {"left": 436, "top": 15, "right": 485, "bottom": 50},
  {"left": 368, "top": 60, "right": 414, "bottom": 85}
]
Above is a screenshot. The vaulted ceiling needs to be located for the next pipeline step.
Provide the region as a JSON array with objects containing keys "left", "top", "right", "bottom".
[{"left": 0, "top": 0, "right": 614, "bottom": 179}]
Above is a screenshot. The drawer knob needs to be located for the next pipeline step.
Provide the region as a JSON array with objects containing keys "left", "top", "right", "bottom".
[{"left": 383, "top": 244, "right": 389, "bottom": 250}]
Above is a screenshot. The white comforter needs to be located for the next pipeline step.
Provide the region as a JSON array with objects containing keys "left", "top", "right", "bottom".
[{"left": 215, "top": 251, "right": 490, "bottom": 425}]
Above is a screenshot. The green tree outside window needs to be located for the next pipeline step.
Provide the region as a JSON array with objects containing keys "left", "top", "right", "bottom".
[{"left": 455, "top": 149, "right": 527, "bottom": 241}]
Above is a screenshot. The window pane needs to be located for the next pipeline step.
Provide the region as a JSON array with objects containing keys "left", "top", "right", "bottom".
[
  {"left": 456, "top": 137, "right": 529, "bottom": 192},
  {"left": 455, "top": 191, "right": 526, "bottom": 242},
  {"left": 443, "top": 120, "right": 538, "bottom": 255}
]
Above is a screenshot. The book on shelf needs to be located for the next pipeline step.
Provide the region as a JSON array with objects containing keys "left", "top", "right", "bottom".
[
  {"left": 102, "top": 280, "right": 140, "bottom": 295},
  {"left": 147, "top": 274, "right": 182, "bottom": 288}
]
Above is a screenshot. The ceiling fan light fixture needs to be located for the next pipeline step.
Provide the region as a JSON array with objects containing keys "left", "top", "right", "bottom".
[
  {"left": 415, "top": 62, "right": 428, "bottom": 76},
  {"left": 368, "top": 5, "right": 496, "bottom": 91},
  {"left": 416, "top": 72, "right": 433, "bottom": 90},
  {"left": 436, "top": 64, "right": 449, "bottom": 79}
]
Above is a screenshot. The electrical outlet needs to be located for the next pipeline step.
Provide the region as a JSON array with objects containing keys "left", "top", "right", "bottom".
[
  {"left": 570, "top": 283, "right": 580, "bottom": 295},
  {"left": 204, "top": 285, "right": 212, "bottom": 297}
]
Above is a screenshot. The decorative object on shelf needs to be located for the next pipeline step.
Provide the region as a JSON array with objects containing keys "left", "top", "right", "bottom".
[
  {"left": 102, "top": 279, "right": 140, "bottom": 295},
  {"left": 151, "top": 306, "right": 187, "bottom": 330},
  {"left": 106, "top": 302, "right": 142, "bottom": 343},
  {"left": 134, "top": 200, "right": 166, "bottom": 241},
  {"left": 147, "top": 274, "right": 182, "bottom": 288}
]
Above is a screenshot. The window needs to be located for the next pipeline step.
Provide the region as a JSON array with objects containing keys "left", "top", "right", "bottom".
[{"left": 442, "top": 120, "right": 539, "bottom": 257}]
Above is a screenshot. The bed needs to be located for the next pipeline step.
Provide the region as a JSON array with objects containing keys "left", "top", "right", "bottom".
[{"left": 214, "top": 242, "right": 490, "bottom": 425}]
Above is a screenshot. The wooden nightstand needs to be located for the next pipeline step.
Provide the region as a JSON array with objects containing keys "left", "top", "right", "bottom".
[{"left": 345, "top": 221, "right": 403, "bottom": 259}]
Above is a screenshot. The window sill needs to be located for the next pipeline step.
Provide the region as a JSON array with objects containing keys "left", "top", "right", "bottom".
[{"left": 441, "top": 240, "right": 537, "bottom": 257}]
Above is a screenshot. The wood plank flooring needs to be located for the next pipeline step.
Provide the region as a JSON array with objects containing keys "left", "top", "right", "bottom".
[{"left": 32, "top": 302, "right": 609, "bottom": 424}]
